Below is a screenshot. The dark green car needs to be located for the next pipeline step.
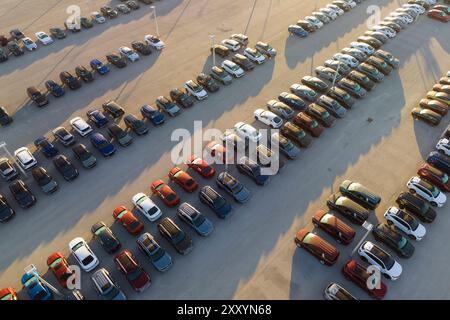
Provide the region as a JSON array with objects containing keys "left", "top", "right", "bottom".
[
  {"left": 339, "top": 180, "right": 381, "bottom": 210},
  {"left": 372, "top": 223, "right": 415, "bottom": 259}
]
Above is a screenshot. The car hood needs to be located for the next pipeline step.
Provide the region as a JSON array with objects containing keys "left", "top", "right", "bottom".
[
  {"left": 413, "top": 223, "right": 426, "bottom": 239},
  {"left": 42, "top": 180, "right": 58, "bottom": 193},
  {"left": 82, "top": 156, "right": 97, "bottom": 167},
  {"left": 435, "top": 191, "right": 447, "bottom": 205},
  {"left": 389, "top": 261, "right": 403, "bottom": 279},
  {"left": 401, "top": 241, "right": 415, "bottom": 258},
  {"left": 235, "top": 187, "right": 251, "bottom": 203},
  {"left": 153, "top": 252, "right": 172, "bottom": 271}
]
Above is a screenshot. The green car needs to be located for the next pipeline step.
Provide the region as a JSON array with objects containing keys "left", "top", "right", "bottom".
[{"left": 339, "top": 180, "right": 381, "bottom": 210}]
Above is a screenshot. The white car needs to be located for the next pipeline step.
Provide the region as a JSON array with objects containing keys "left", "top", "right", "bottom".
[
  {"left": 358, "top": 241, "right": 403, "bottom": 281},
  {"left": 14, "top": 147, "right": 37, "bottom": 170},
  {"left": 221, "top": 60, "right": 244, "bottom": 78},
  {"left": 436, "top": 138, "right": 450, "bottom": 156},
  {"left": 332, "top": 53, "right": 359, "bottom": 68},
  {"left": 132, "top": 193, "right": 162, "bottom": 221},
  {"left": 119, "top": 46, "right": 140, "bottom": 62},
  {"left": 304, "top": 16, "right": 324, "bottom": 29},
  {"left": 234, "top": 122, "right": 262, "bottom": 143},
  {"left": 231, "top": 33, "right": 249, "bottom": 46},
  {"left": 254, "top": 109, "right": 283, "bottom": 128},
  {"left": 69, "top": 237, "right": 99, "bottom": 272},
  {"left": 319, "top": 8, "right": 338, "bottom": 20},
  {"left": 395, "top": 7, "right": 419, "bottom": 18},
  {"left": 448, "top": 71, "right": 450, "bottom": 77},
  {"left": 22, "top": 37, "right": 37, "bottom": 51},
  {"left": 144, "top": 34, "right": 165, "bottom": 50},
  {"left": 349, "top": 41, "right": 375, "bottom": 55},
  {"left": 402, "top": 4, "right": 426, "bottom": 15},
  {"left": 221, "top": 39, "right": 240, "bottom": 52},
  {"left": 35, "top": 31, "right": 53, "bottom": 45},
  {"left": 389, "top": 12, "right": 414, "bottom": 24},
  {"left": 70, "top": 117, "right": 93, "bottom": 137},
  {"left": 384, "top": 206, "right": 426, "bottom": 241},
  {"left": 342, "top": 0, "right": 357, "bottom": 9},
  {"left": 184, "top": 80, "right": 208, "bottom": 100},
  {"left": 383, "top": 16, "right": 407, "bottom": 28},
  {"left": 91, "top": 11, "right": 106, "bottom": 23},
  {"left": 326, "top": 4, "right": 344, "bottom": 16},
  {"left": 243, "top": 47, "right": 266, "bottom": 64},
  {"left": 425, "top": 0, "right": 437, "bottom": 4},
  {"left": 406, "top": 176, "right": 446, "bottom": 207},
  {"left": 370, "top": 26, "right": 396, "bottom": 38}
]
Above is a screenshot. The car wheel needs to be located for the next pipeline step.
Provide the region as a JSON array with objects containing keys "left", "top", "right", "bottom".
[{"left": 409, "top": 189, "right": 416, "bottom": 194}]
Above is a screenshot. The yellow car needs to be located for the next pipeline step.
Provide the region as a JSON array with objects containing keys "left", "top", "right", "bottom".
[{"left": 427, "top": 91, "right": 450, "bottom": 106}]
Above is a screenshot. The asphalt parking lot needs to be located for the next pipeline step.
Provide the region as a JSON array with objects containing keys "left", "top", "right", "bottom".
[{"left": 0, "top": 0, "right": 449, "bottom": 300}]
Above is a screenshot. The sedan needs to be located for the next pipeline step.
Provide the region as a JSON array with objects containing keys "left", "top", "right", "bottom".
[
  {"left": 269, "top": 132, "right": 300, "bottom": 159},
  {"left": 0, "top": 195, "right": 15, "bottom": 223},
  {"left": 106, "top": 52, "right": 127, "bottom": 68},
  {"left": 113, "top": 206, "right": 144, "bottom": 235},
  {"left": 316, "top": 95, "right": 347, "bottom": 118},
  {"left": 70, "top": 117, "right": 93, "bottom": 137},
  {"left": 216, "top": 171, "right": 251, "bottom": 203},
  {"left": 35, "top": 31, "right": 53, "bottom": 45},
  {"left": 372, "top": 223, "right": 415, "bottom": 259},
  {"left": 90, "top": 133, "right": 116, "bottom": 157},
  {"left": 90, "top": 59, "right": 110, "bottom": 75},
  {"left": 411, "top": 107, "right": 441, "bottom": 126},
  {"left": 34, "top": 136, "right": 59, "bottom": 158},
  {"left": 87, "top": 109, "right": 109, "bottom": 127},
  {"left": 255, "top": 41, "right": 277, "bottom": 57},
  {"left": 312, "top": 210, "right": 356, "bottom": 244},
  {"left": 132, "top": 193, "right": 162, "bottom": 221},
  {"left": 234, "top": 122, "right": 262, "bottom": 142},
  {"left": 210, "top": 66, "right": 232, "bottom": 85},
  {"left": 433, "top": 84, "right": 450, "bottom": 94},
  {"left": 427, "top": 91, "right": 450, "bottom": 106},
  {"left": 342, "top": 260, "right": 387, "bottom": 299},
  {"left": 22, "top": 37, "right": 37, "bottom": 51},
  {"left": 53, "top": 155, "right": 79, "bottom": 181},
  {"left": 52, "top": 127, "right": 75, "bottom": 146},
  {"left": 131, "top": 40, "right": 152, "bottom": 55},
  {"left": 91, "top": 11, "right": 106, "bottom": 23},
  {"left": 339, "top": 180, "right": 381, "bottom": 209},
  {"left": 115, "top": 250, "right": 151, "bottom": 292},
  {"left": 119, "top": 46, "right": 139, "bottom": 62},
  {"left": 49, "top": 27, "right": 66, "bottom": 39},
  {"left": 69, "top": 237, "right": 99, "bottom": 272},
  {"left": 102, "top": 100, "right": 125, "bottom": 119},
  {"left": 170, "top": 88, "right": 195, "bottom": 108},
  {"left": 21, "top": 273, "right": 52, "bottom": 300},
  {"left": 187, "top": 155, "right": 216, "bottom": 178},
  {"left": 196, "top": 73, "right": 220, "bottom": 93},
  {"left": 10, "top": 180, "right": 36, "bottom": 208},
  {"left": 254, "top": 109, "right": 283, "bottom": 128},
  {"left": 124, "top": 114, "right": 149, "bottom": 135},
  {"left": 293, "top": 112, "right": 324, "bottom": 137},
  {"left": 45, "top": 80, "right": 65, "bottom": 97},
  {"left": 337, "top": 78, "right": 367, "bottom": 98},
  {"left": 290, "top": 84, "right": 318, "bottom": 102},
  {"left": 357, "top": 36, "right": 383, "bottom": 49},
  {"left": 427, "top": 9, "right": 449, "bottom": 22},
  {"left": 144, "top": 34, "right": 165, "bottom": 50},
  {"left": 72, "top": 143, "right": 97, "bottom": 169},
  {"left": 315, "top": 66, "right": 341, "bottom": 82},
  {"left": 288, "top": 25, "right": 309, "bottom": 37},
  {"left": 232, "top": 54, "right": 255, "bottom": 71},
  {"left": 366, "top": 56, "right": 393, "bottom": 75},
  {"left": 243, "top": 47, "right": 266, "bottom": 64},
  {"left": 237, "top": 156, "right": 270, "bottom": 186},
  {"left": 417, "top": 162, "right": 450, "bottom": 192},
  {"left": 346, "top": 70, "right": 375, "bottom": 91},
  {"left": 301, "top": 76, "right": 329, "bottom": 93},
  {"left": 280, "top": 122, "right": 312, "bottom": 148},
  {"left": 168, "top": 167, "right": 199, "bottom": 192},
  {"left": 91, "top": 221, "right": 121, "bottom": 253},
  {"left": 75, "top": 65, "right": 94, "bottom": 83},
  {"left": 156, "top": 96, "right": 181, "bottom": 116},
  {"left": 151, "top": 179, "right": 180, "bottom": 207},
  {"left": 349, "top": 41, "right": 375, "bottom": 55},
  {"left": 107, "top": 123, "right": 133, "bottom": 147},
  {"left": 266, "top": 100, "right": 295, "bottom": 119},
  {"left": 278, "top": 92, "right": 307, "bottom": 110},
  {"left": 326, "top": 193, "right": 369, "bottom": 225},
  {"left": 32, "top": 167, "right": 58, "bottom": 194},
  {"left": 47, "top": 252, "right": 73, "bottom": 288},
  {"left": 140, "top": 104, "right": 165, "bottom": 125},
  {"left": 357, "top": 62, "right": 385, "bottom": 82}
]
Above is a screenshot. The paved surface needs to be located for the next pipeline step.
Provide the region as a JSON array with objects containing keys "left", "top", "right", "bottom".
[{"left": 0, "top": 0, "right": 449, "bottom": 300}]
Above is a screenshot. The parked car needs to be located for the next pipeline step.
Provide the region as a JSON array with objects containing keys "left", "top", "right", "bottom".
[
  {"left": 144, "top": 34, "right": 165, "bottom": 50},
  {"left": 69, "top": 237, "right": 99, "bottom": 272},
  {"left": 22, "top": 37, "right": 37, "bottom": 51},
  {"left": 87, "top": 109, "right": 108, "bottom": 127},
  {"left": 132, "top": 193, "right": 162, "bottom": 222},
  {"left": 91, "top": 221, "right": 121, "bottom": 254},
  {"left": 52, "top": 127, "right": 75, "bottom": 146},
  {"left": 301, "top": 76, "right": 329, "bottom": 93},
  {"left": 323, "top": 283, "right": 357, "bottom": 301},
  {"left": 269, "top": 132, "right": 300, "bottom": 159},
  {"left": 266, "top": 100, "right": 295, "bottom": 119},
  {"left": 384, "top": 206, "right": 426, "bottom": 241},
  {"left": 305, "top": 103, "right": 336, "bottom": 127},
  {"left": 21, "top": 272, "right": 52, "bottom": 300},
  {"left": 199, "top": 185, "right": 232, "bottom": 218},
  {"left": 312, "top": 210, "right": 356, "bottom": 244},
  {"left": 157, "top": 217, "right": 193, "bottom": 255},
  {"left": 339, "top": 180, "right": 381, "bottom": 210},
  {"left": 407, "top": 176, "right": 446, "bottom": 207},
  {"left": 170, "top": 88, "right": 194, "bottom": 108},
  {"left": 254, "top": 109, "right": 283, "bottom": 129},
  {"left": 34, "top": 136, "right": 59, "bottom": 158},
  {"left": 342, "top": 260, "right": 387, "bottom": 299},
  {"left": 417, "top": 163, "right": 450, "bottom": 192},
  {"left": 216, "top": 171, "right": 251, "bottom": 203},
  {"left": 372, "top": 223, "right": 415, "bottom": 258},
  {"left": 102, "top": 100, "right": 125, "bottom": 118},
  {"left": 237, "top": 156, "right": 270, "bottom": 186},
  {"left": 243, "top": 47, "right": 266, "bottom": 64},
  {"left": 131, "top": 40, "right": 152, "bottom": 55},
  {"left": 395, "top": 192, "right": 436, "bottom": 223},
  {"left": 101, "top": 5, "right": 118, "bottom": 18},
  {"left": 90, "top": 133, "right": 116, "bottom": 157},
  {"left": 346, "top": 70, "right": 375, "bottom": 91},
  {"left": 0, "top": 158, "right": 19, "bottom": 181},
  {"left": 178, "top": 202, "right": 214, "bottom": 236},
  {"left": 168, "top": 167, "right": 198, "bottom": 192},
  {"left": 90, "top": 59, "right": 110, "bottom": 75},
  {"left": 114, "top": 250, "right": 151, "bottom": 292},
  {"left": 91, "top": 11, "right": 106, "bottom": 23},
  {"left": 107, "top": 123, "right": 133, "bottom": 147},
  {"left": 336, "top": 78, "right": 367, "bottom": 99},
  {"left": 124, "top": 114, "right": 149, "bottom": 135},
  {"left": 140, "top": 104, "right": 165, "bottom": 124},
  {"left": 231, "top": 33, "right": 249, "bottom": 46},
  {"left": 91, "top": 268, "right": 126, "bottom": 300},
  {"left": 70, "top": 117, "right": 93, "bottom": 137},
  {"left": 72, "top": 143, "right": 97, "bottom": 169},
  {"left": 75, "top": 65, "right": 94, "bottom": 83},
  {"left": 156, "top": 96, "right": 182, "bottom": 116},
  {"left": 7, "top": 41, "right": 24, "bottom": 56},
  {"left": 137, "top": 233, "right": 173, "bottom": 272},
  {"left": 221, "top": 60, "right": 245, "bottom": 78},
  {"left": 80, "top": 17, "right": 94, "bottom": 29},
  {"left": 119, "top": 46, "right": 140, "bottom": 62},
  {"left": 255, "top": 41, "right": 277, "bottom": 57},
  {"left": 14, "top": 147, "right": 38, "bottom": 170},
  {"left": 53, "top": 155, "right": 79, "bottom": 181},
  {"left": 46, "top": 252, "right": 73, "bottom": 288},
  {"left": 315, "top": 65, "right": 341, "bottom": 82},
  {"left": 59, "top": 71, "right": 82, "bottom": 90},
  {"left": 210, "top": 66, "right": 232, "bottom": 85},
  {"left": 294, "top": 229, "right": 339, "bottom": 266},
  {"left": 366, "top": 56, "right": 393, "bottom": 75},
  {"left": 35, "top": 31, "right": 53, "bottom": 45},
  {"left": 358, "top": 241, "right": 402, "bottom": 280},
  {"left": 280, "top": 122, "right": 312, "bottom": 148},
  {"left": 10, "top": 179, "right": 36, "bottom": 208},
  {"left": 32, "top": 167, "right": 58, "bottom": 194},
  {"left": 278, "top": 92, "right": 307, "bottom": 110},
  {"left": 106, "top": 52, "right": 127, "bottom": 68},
  {"left": 187, "top": 155, "right": 216, "bottom": 178},
  {"left": 45, "top": 80, "right": 65, "bottom": 97},
  {"left": 210, "top": 44, "right": 229, "bottom": 57},
  {"left": 151, "top": 179, "right": 180, "bottom": 207},
  {"left": 411, "top": 107, "right": 441, "bottom": 126},
  {"left": 221, "top": 39, "right": 240, "bottom": 51},
  {"left": 113, "top": 205, "right": 144, "bottom": 235},
  {"left": 326, "top": 193, "right": 370, "bottom": 225},
  {"left": 196, "top": 73, "right": 220, "bottom": 92},
  {"left": 292, "top": 112, "right": 324, "bottom": 137},
  {"left": 290, "top": 84, "right": 318, "bottom": 102},
  {"left": 27, "top": 86, "right": 49, "bottom": 107},
  {"left": 357, "top": 62, "right": 385, "bottom": 82},
  {"left": 316, "top": 94, "right": 347, "bottom": 117}
]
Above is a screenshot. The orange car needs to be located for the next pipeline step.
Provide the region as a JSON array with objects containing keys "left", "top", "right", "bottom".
[
  {"left": 294, "top": 228, "right": 340, "bottom": 266},
  {"left": 168, "top": 167, "right": 198, "bottom": 192},
  {"left": 47, "top": 252, "right": 74, "bottom": 288},
  {"left": 312, "top": 210, "right": 356, "bottom": 245},
  {"left": 113, "top": 206, "right": 144, "bottom": 235},
  {"left": 151, "top": 179, "right": 180, "bottom": 207},
  {"left": 187, "top": 154, "right": 216, "bottom": 178},
  {"left": 0, "top": 287, "right": 18, "bottom": 300}
]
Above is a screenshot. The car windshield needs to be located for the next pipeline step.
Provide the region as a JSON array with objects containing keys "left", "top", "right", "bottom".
[
  {"left": 399, "top": 211, "right": 419, "bottom": 230},
  {"left": 81, "top": 255, "right": 94, "bottom": 266},
  {"left": 127, "top": 268, "right": 142, "bottom": 281},
  {"left": 431, "top": 186, "right": 440, "bottom": 198},
  {"left": 398, "top": 237, "right": 408, "bottom": 249},
  {"left": 192, "top": 215, "right": 206, "bottom": 227},
  {"left": 310, "top": 120, "right": 318, "bottom": 128},
  {"left": 231, "top": 64, "right": 239, "bottom": 71},
  {"left": 442, "top": 174, "right": 449, "bottom": 184}
]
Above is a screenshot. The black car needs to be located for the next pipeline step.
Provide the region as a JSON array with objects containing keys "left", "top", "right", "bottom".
[
  {"left": 305, "top": 103, "right": 336, "bottom": 127},
  {"left": 301, "top": 76, "right": 329, "bottom": 93},
  {"left": 59, "top": 71, "right": 82, "bottom": 90},
  {"left": 87, "top": 109, "right": 109, "bottom": 128},
  {"left": 296, "top": 20, "right": 316, "bottom": 32},
  {"left": 199, "top": 186, "right": 232, "bottom": 219},
  {"left": 52, "top": 127, "right": 75, "bottom": 146},
  {"left": 237, "top": 156, "right": 270, "bottom": 186},
  {"left": 126, "top": 1, "right": 140, "bottom": 10},
  {"left": 327, "top": 86, "right": 355, "bottom": 109},
  {"left": 372, "top": 223, "right": 415, "bottom": 259},
  {"left": 210, "top": 66, "right": 232, "bottom": 85},
  {"left": 101, "top": 5, "right": 119, "bottom": 18},
  {"left": 396, "top": 192, "right": 436, "bottom": 223},
  {"left": 339, "top": 180, "right": 381, "bottom": 210},
  {"left": 10, "top": 29, "right": 25, "bottom": 40},
  {"left": 169, "top": 88, "right": 194, "bottom": 108},
  {"left": 27, "top": 86, "right": 49, "bottom": 107},
  {"left": 0, "top": 195, "right": 15, "bottom": 223},
  {"left": 32, "top": 167, "right": 58, "bottom": 194},
  {"left": 9, "top": 180, "right": 36, "bottom": 209},
  {"left": 107, "top": 123, "right": 133, "bottom": 147},
  {"left": 346, "top": 70, "right": 375, "bottom": 91},
  {"left": 80, "top": 17, "right": 94, "bottom": 29},
  {"left": 155, "top": 96, "right": 181, "bottom": 116},
  {"left": 102, "top": 101, "right": 125, "bottom": 118},
  {"left": 0, "top": 48, "right": 8, "bottom": 62},
  {"left": 123, "top": 114, "right": 149, "bottom": 135},
  {"left": 91, "top": 221, "right": 121, "bottom": 254},
  {"left": 53, "top": 155, "right": 79, "bottom": 181},
  {"left": 131, "top": 41, "right": 152, "bottom": 55},
  {"left": 336, "top": 78, "right": 367, "bottom": 99},
  {"left": 72, "top": 143, "right": 97, "bottom": 169},
  {"left": 6, "top": 41, "right": 24, "bottom": 56},
  {"left": 75, "top": 66, "right": 94, "bottom": 83},
  {"left": 106, "top": 52, "right": 127, "bottom": 68},
  {"left": 366, "top": 56, "right": 392, "bottom": 75},
  {"left": 196, "top": 73, "right": 220, "bottom": 93},
  {"left": 157, "top": 218, "right": 193, "bottom": 255},
  {"left": 45, "top": 80, "right": 65, "bottom": 97},
  {"left": 232, "top": 54, "right": 255, "bottom": 71},
  {"left": 278, "top": 92, "right": 307, "bottom": 111},
  {"left": 268, "top": 132, "right": 300, "bottom": 160},
  {"left": 0, "top": 158, "right": 18, "bottom": 181},
  {"left": 0, "top": 106, "right": 13, "bottom": 126},
  {"left": 326, "top": 193, "right": 370, "bottom": 225},
  {"left": 49, "top": 27, "right": 66, "bottom": 39}
]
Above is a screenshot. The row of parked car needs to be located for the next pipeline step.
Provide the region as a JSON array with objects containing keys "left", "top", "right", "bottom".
[
  {"left": 425, "top": 2, "right": 450, "bottom": 22},
  {"left": 288, "top": 0, "right": 367, "bottom": 37},
  {"left": 411, "top": 71, "right": 450, "bottom": 126},
  {"left": 0, "top": 0, "right": 153, "bottom": 64}
]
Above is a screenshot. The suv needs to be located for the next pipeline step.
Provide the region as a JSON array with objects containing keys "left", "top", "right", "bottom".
[
  {"left": 9, "top": 180, "right": 37, "bottom": 208},
  {"left": 210, "top": 44, "right": 229, "bottom": 57},
  {"left": 199, "top": 186, "right": 232, "bottom": 218},
  {"left": 59, "top": 71, "right": 82, "bottom": 90},
  {"left": 0, "top": 158, "right": 19, "bottom": 181},
  {"left": 406, "top": 176, "right": 446, "bottom": 207},
  {"left": 210, "top": 66, "right": 232, "bottom": 85},
  {"left": 384, "top": 206, "right": 426, "bottom": 241},
  {"left": 27, "top": 86, "right": 49, "bottom": 107},
  {"left": 72, "top": 144, "right": 97, "bottom": 168},
  {"left": 177, "top": 202, "right": 214, "bottom": 236},
  {"left": 102, "top": 101, "right": 125, "bottom": 118},
  {"left": 395, "top": 192, "right": 436, "bottom": 223},
  {"left": 14, "top": 147, "right": 37, "bottom": 171},
  {"left": 184, "top": 80, "right": 208, "bottom": 100},
  {"left": 32, "top": 167, "right": 58, "bottom": 194},
  {"left": 107, "top": 123, "right": 133, "bottom": 147},
  {"left": 323, "top": 283, "right": 357, "bottom": 301},
  {"left": 157, "top": 218, "right": 193, "bottom": 255},
  {"left": 196, "top": 73, "right": 220, "bottom": 92},
  {"left": 339, "top": 180, "right": 381, "bottom": 210},
  {"left": 237, "top": 156, "right": 270, "bottom": 186},
  {"left": 372, "top": 223, "right": 415, "bottom": 258},
  {"left": 294, "top": 228, "right": 339, "bottom": 266},
  {"left": 137, "top": 233, "right": 173, "bottom": 272},
  {"left": 91, "top": 268, "right": 126, "bottom": 300},
  {"left": 170, "top": 88, "right": 194, "bottom": 108},
  {"left": 358, "top": 241, "right": 403, "bottom": 281}
]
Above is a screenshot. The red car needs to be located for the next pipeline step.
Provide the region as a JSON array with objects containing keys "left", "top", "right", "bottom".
[
  {"left": 151, "top": 179, "right": 180, "bottom": 207},
  {"left": 427, "top": 9, "right": 450, "bottom": 22},
  {"left": 113, "top": 206, "right": 144, "bottom": 235},
  {"left": 0, "top": 287, "right": 18, "bottom": 300},
  {"left": 294, "top": 228, "right": 339, "bottom": 266},
  {"left": 46, "top": 252, "right": 73, "bottom": 288},
  {"left": 417, "top": 163, "right": 450, "bottom": 192},
  {"left": 114, "top": 250, "right": 151, "bottom": 292},
  {"left": 419, "top": 98, "right": 448, "bottom": 115},
  {"left": 433, "top": 84, "right": 450, "bottom": 94},
  {"left": 312, "top": 210, "right": 356, "bottom": 245},
  {"left": 342, "top": 259, "right": 387, "bottom": 299},
  {"left": 168, "top": 167, "right": 198, "bottom": 192},
  {"left": 293, "top": 112, "right": 325, "bottom": 137},
  {"left": 187, "top": 154, "right": 216, "bottom": 178},
  {"left": 204, "top": 140, "right": 232, "bottom": 164}
]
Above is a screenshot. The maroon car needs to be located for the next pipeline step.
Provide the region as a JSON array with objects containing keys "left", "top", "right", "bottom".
[
  {"left": 419, "top": 99, "right": 448, "bottom": 116},
  {"left": 417, "top": 163, "right": 450, "bottom": 192},
  {"left": 342, "top": 259, "right": 387, "bottom": 299},
  {"left": 292, "top": 112, "right": 325, "bottom": 137},
  {"left": 312, "top": 210, "right": 356, "bottom": 245},
  {"left": 294, "top": 228, "right": 339, "bottom": 266},
  {"left": 114, "top": 250, "right": 151, "bottom": 292}
]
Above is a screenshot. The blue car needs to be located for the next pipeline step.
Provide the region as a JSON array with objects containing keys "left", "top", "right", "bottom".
[
  {"left": 90, "top": 59, "right": 109, "bottom": 75},
  {"left": 140, "top": 104, "right": 165, "bottom": 125},
  {"left": 90, "top": 133, "right": 116, "bottom": 157},
  {"left": 427, "top": 151, "right": 450, "bottom": 174},
  {"left": 288, "top": 25, "right": 309, "bottom": 38},
  {"left": 34, "top": 136, "right": 59, "bottom": 158},
  {"left": 21, "top": 273, "right": 53, "bottom": 301},
  {"left": 86, "top": 109, "right": 109, "bottom": 128},
  {"left": 45, "top": 80, "right": 65, "bottom": 97}
]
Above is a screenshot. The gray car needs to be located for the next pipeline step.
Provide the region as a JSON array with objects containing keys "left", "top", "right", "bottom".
[
  {"left": 373, "top": 49, "right": 399, "bottom": 69},
  {"left": 210, "top": 66, "right": 232, "bottom": 85},
  {"left": 32, "top": 167, "right": 58, "bottom": 194},
  {"left": 290, "top": 84, "right": 318, "bottom": 102},
  {"left": 315, "top": 66, "right": 342, "bottom": 82},
  {"left": 216, "top": 171, "right": 251, "bottom": 203},
  {"left": 72, "top": 144, "right": 97, "bottom": 169},
  {"left": 91, "top": 268, "right": 126, "bottom": 300},
  {"left": 270, "top": 132, "right": 300, "bottom": 160},
  {"left": 316, "top": 95, "right": 347, "bottom": 118},
  {"left": 137, "top": 232, "right": 173, "bottom": 272},
  {"left": 178, "top": 202, "right": 214, "bottom": 236},
  {"left": 266, "top": 100, "right": 295, "bottom": 119}
]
